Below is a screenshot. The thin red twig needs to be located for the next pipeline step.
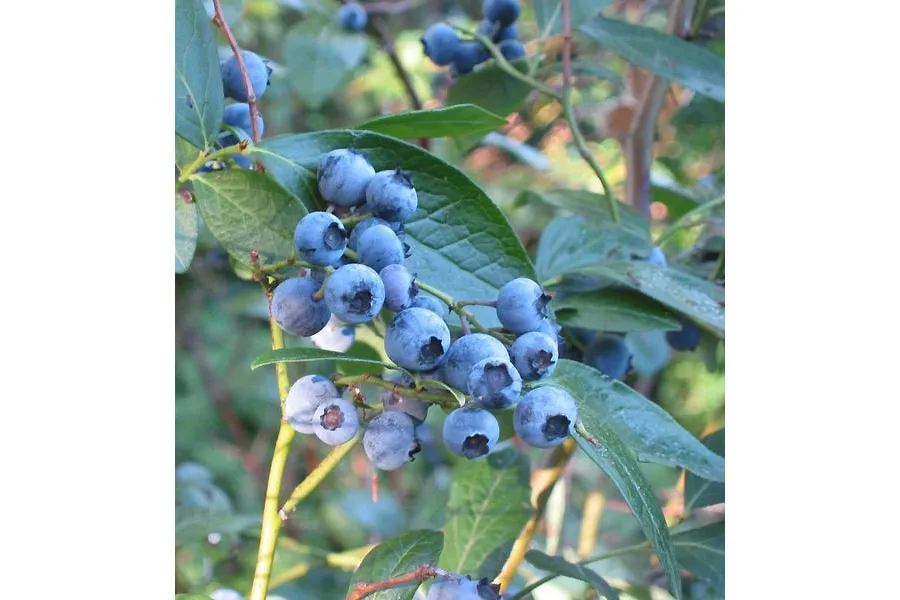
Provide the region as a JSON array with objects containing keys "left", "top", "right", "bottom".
[
  {"left": 211, "top": 0, "right": 261, "bottom": 144},
  {"left": 345, "top": 565, "right": 441, "bottom": 600}
]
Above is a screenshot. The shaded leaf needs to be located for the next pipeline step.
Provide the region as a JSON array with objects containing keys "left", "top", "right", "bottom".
[
  {"left": 359, "top": 105, "right": 507, "bottom": 139},
  {"left": 534, "top": 0, "right": 612, "bottom": 37},
  {"left": 175, "top": 193, "right": 200, "bottom": 274},
  {"left": 251, "top": 347, "right": 405, "bottom": 372},
  {"left": 535, "top": 190, "right": 649, "bottom": 239},
  {"left": 447, "top": 59, "right": 532, "bottom": 119},
  {"left": 672, "top": 522, "right": 724, "bottom": 595},
  {"left": 525, "top": 550, "right": 619, "bottom": 600},
  {"left": 176, "top": 136, "right": 200, "bottom": 170},
  {"left": 684, "top": 429, "right": 725, "bottom": 513},
  {"left": 554, "top": 288, "right": 681, "bottom": 332},
  {"left": 347, "top": 530, "right": 444, "bottom": 600},
  {"left": 174, "top": 511, "right": 260, "bottom": 545},
  {"left": 175, "top": 0, "right": 223, "bottom": 149}
]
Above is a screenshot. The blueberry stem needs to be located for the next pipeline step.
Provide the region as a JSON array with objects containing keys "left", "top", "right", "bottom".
[
  {"left": 177, "top": 143, "right": 250, "bottom": 183},
  {"left": 414, "top": 280, "right": 511, "bottom": 344},
  {"left": 339, "top": 213, "right": 369, "bottom": 227},
  {"left": 333, "top": 373, "right": 459, "bottom": 410},
  {"left": 343, "top": 248, "right": 360, "bottom": 262}
]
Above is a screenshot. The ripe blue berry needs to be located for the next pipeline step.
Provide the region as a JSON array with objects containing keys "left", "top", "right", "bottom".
[
  {"left": 409, "top": 293, "right": 448, "bottom": 318},
  {"left": 310, "top": 315, "right": 355, "bottom": 353},
  {"left": 313, "top": 398, "right": 359, "bottom": 445},
  {"left": 357, "top": 224, "right": 405, "bottom": 273},
  {"left": 380, "top": 264, "right": 418, "bottom": 312},
  {"left": 513, "top": 387, "right": 577, "bottom": 448},
  {"left": 421, "top": 23, "right": 461, "bottom": 66},
  {"left": 318, "top": 149, "right": 376, "bottom": 208},
  {"left": 384, "top": 307, "right": 451, "bottom": 371},
  {"left": 293, "top": 212, "right": 348, "bottom": 266},
  {"left": 325, "top": 264, "right": 386, "bottom": 324},
  {"left": 510, "top": 331, "right": 558, "bottom": 381},
  {"left": 271, "top": 277, "right": 331, "bottom": 337},
  {"left": 468, "top": 357, "right": 522, "bottom": 409},
  {"left": 365, "top": 170, "right": 418, "bottom": 222},
  {"left": 666, "top": 320, "right": 701, "bottom": 351},
  {"left": 364, "top": 411, "right": 421, "bottom": 470},
  {"left": 285, "top": 374, "right": 340, "bottom": 434},
  {"left": 338, "top": 2, "right": 367, "bottom": 31},
  {"left": 483, "top": 0, "right": 521, "bottom": 27},
  {"left": 586, "top": 334, "right": 631, "bottom": 380},
  {"left": 442, "top": 333, "right": 509, "bottom": 391},
  {"left": 451, "top": 41, "right": 490, "bottom": 76},
  {"left": 221, "top": 50, "right": 269, "bottom": 102},
  {"left": 496, "top": 278, "right": 551, "bottom": 334},
  {"left": 426, "top": 575, "right": 481, "bottom": 599},
  {"left": 220, "top": 103, "right": 264, "bottom": 146},
  {"left": 647, "top": 246, "right": 668, "bottom": 268},
  {"left": 443, "top": 406, "right": 500, "bottom": 459},
  {"left": 380, "top": 372, "right": 429, "bottom": 423},
  {"left": 348, "top": 217, "right": 403, "bottom": 251},
  {"left": 535, "top": 318, "right": 561, "bottom": 343},
  {"left": 498, "top": 39, "right": 526, "bottom": 61},
  {"left": 494, "top": 24, "right": 518, "bottom": 43}
]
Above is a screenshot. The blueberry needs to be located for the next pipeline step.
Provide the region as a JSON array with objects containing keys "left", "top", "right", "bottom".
[
  {"left": 665, "top": 320, "right": 702, "bottom": 351},
  {"left": 293, "top": 212, "right": 348, "bottom": 266},
  {"left": 310, "top": 314, "right": 355, "bottom": 353},
  {"left": 483, "top": 0, "right": 521, "bottom": 27},
  {"left": 513, "top": 387, "right": 577, "bottom": 448},
  {"left": 364, "top": 411, "right": 421, "bottom": 470},
  {"left": 451, "top": 41, "right": 490, "bottom": 76},
  {"left": 510, "top": 331, "right": 558, "bottom": 381},
  {"left": 221, "top": 50, "right": 269, "bottom": 102},
  {"left": 231, "top": 154, "right": 252, "bottom": 169},
  {"left": 384, "top": 307, "right": 451, "bottom": 371},
  {"left": 586, "top": 334, "right": 631, "bottom": 380},
  {"left": 318, "top": 149, "right": 376, "bottom": 208},
  {"left": 220, "top": 103, "right": 264, "bottom": 146},
  {"left": 535, "top": 318, "right": 561, "bottom": 343},
  {"left": 467, "top": 357, "right": 522, "bottom": 409},
  {"left": 175, "top": 462, "right": 213, "bottom": 486},
  {"left": 285, "top": 374, "right": 340, "bottom": 434},
  {"left": 325, "top": 264, "right": 386, "bottom": 324},
  {"left": 357, "top": 224, "right": 405, "bottom": 273},
  {"left": 496, "top": 278, "right": 551, "bottom": 334},
  {"left": 313, "top": 397, "right": 359, "bottom": 445},
  {"left": 409, "top": 292, "right": 448, "bottom": 318},
  {"left": 494, "top": 24, "right": 518, "bottom": 43},
  {"left": 476, "top": 19, "right": 495, "bottom": 38},
  {"left": 380, "top": 264, "right": 418, "bottom": 312},
  {"left": 442, "top": 333, "right": 509, "bottom": 391},
  {"left": 338, "top": 2, "right": 367, "bottom": 31},
  {"left": 380, "top": 372, "right": 429, "bottom": 423},
  {"left": 443, "top": 406, "right": 500, "bottom": 459},
  {"left": 426, "top": 575, "right": 481, "bottom": 599},
  {"left": 421, "top": 23, "right": 461, "bottom": 66},
  {"left": 498, "top": 39, "right": 526, "bottom": 61},
  {"left": 348, "top": 217, "right": 403, "bottom": 251},
  {"left": 365, "top": 169, "right": 418, "bottom": 222},
  {"left": 647, "top": 246, "right": 668, "bottom": 268},
  {"left": 271, "top": 277, "right": 331, "bottom": 337}
]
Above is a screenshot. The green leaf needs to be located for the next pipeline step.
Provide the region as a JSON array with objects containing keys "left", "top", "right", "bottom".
[
  {"left": 176, "top": 136, "right": 200, "bottom": 170},
  {"left": 535, "top": 190, "right": 649, "bottom": 239},
  {"left": 534, "top": 0, "right": 612, "bottom": 38},
  {"left": 175, "top": 193, "right": 200, "bottom": 274},
  {"left": 684, "top": 429, "right": 725, "bottom": 513},
  {"left": 554, "top": 288, "right": 681, "bottom": 332},
  {"left": 251, "top": 131, "right": 538, "bottom": 327},
  {"left": 283, "top": 19, "right": 368, "bottom": 108},
  {"left": 580, "top": 15, "right": 725, "bottom": 102},
  {"left": 347, "top": 530, "right": 444, "bottom": 600},
  {"left": 191, "top": 169, "right": 307, "bottom": 266},
  {"left": 439, "top": 447, "right": 532, "bottom": 574},
  {"left": 572, "top": 422, "right": 682, "bottom": 600},
  {"left": 567, "top": 262, "right": 725, "bottom": 333},
  {"left": 202, "top": 0, "right": 244, "bottom": 23},
  {"left": 175, "top": 0, "right": 223, "bottom": 149},
  {"left": 525, "top": 550, "right": 619, "bottom": 600},
  {"left": 672, "top": 522, "right": 724, "bottom": 595},
  {"left": 447, "top": 59, "right": 532, "bottom": 119},
  {"left": 251, "top": 347, "right": 405, "bottom": 372},
  {"left": 546, "top": 360, "right": 725, "bottom": 481},
  {"left": 248, "top": 145, "right": 321, "bottom": 212},
  {"left": 359, "top": 105, "right": 507, "bottom": 139}
]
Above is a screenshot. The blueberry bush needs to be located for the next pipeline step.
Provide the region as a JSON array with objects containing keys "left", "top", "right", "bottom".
[{"left": 175, "top": 1, "right": 725, "bottom": 599}]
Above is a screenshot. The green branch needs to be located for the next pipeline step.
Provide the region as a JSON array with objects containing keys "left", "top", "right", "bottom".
[
  {"left": 333, "top": 373, "right": 459, "bottom": 409},
  {"left": 414, "top": 280, "right": 512, "bottom": 344},
  {"left": 279, "top": 430, "right": 362, "bottom": 518}
]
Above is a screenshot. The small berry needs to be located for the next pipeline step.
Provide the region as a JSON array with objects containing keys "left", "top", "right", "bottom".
[
  {"left": 647, "top": 246, "right": 668, "bottom": 268},
  {"left": 384, "top": 307, "right": 451, "bottom": 371},
  {"left": 313, "top": 398, "right": 359, "bottom": 445},
  {"left": 325, "top": 264, "right": 386, "bottom": 324},
  {"left": 498, "top": 39, "right": 526, "bottom": 61},
  {"left": 665, "top": 320, "right": 702, "bottom": 351},
  {"left": 483, "top": 0, "right": 521, "bottom": 27},
  {"left": 494, "top": 24, "right": 518, "bottom": 43},
  {"left": 586, "top": 334, "right": 631, "bottom": 380},
  {"left": 366, "top": 169, "right": 418, "bottom": 222},
  {"left": 271, "top": 277, "right": 331, "bottom": 337},
  {"left": 380, "top": 264, "right": 418, "bottom": 312},
  {"left": 364, "top": 411, "right": 421, "bottom": 470},
  {"left": 310, "top": 314, "right": 355, "bottom": 353},
  {"left": 409, "top": 292, "right": 448, "bottom": 318},
  {"left": 514, "top": 387, "right": 577, "bottom": 448},
  {"left": 380, "top": 372, "right": 430, "bottom": 423},
  {"left": 510, "top": 331, "right": 559, "bottom": 381},
  {"left": 451, "top": 41, "right": 490, "bottom": 76},
  {"left": 357, "top": 224, "right": 405, "bottom": 273},
  {"left": 442, "top": 333, "right": 509, "bottom": 391},
  {"left": 348, "top": 217, "right": 403, "bottom": 251},
  {"left": 293, "top": 212, "right": 348, "bottom": 266},
  {"left": 421, "top": 23, "right": 461, "bottom": 66},
  {"left": 467, "top": 357, "right": 522, "bottom": 409},
  {"left": 338, "top": 2, "right": 368, "bottom": 32},
  {"left": 317, "top": 149, "right": 376, "bottom": 208},
  {"left": 220, "top": 103, "right": 264, "bottom": 146},
  {"left": 443, "top": 406, "right": 500, "bottom": 459},
  {"left": 284, "top": 374, "right": 340, "bottom": 434},
  {"left": 221, "top": 50, "right": 269, "bottom": 102},
  {"left": 496, "top": 278, "right": 551, "bottom": 334}
]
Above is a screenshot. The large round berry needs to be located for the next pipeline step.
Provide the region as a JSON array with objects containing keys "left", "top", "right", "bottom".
[
  {"left": 498, "top": 39, "right": 526, "bottom": 61},
  {"left": 313, "top": 397, "right": 359, "bottom": 445},
  {"left": 586, "top": 334, "right": 631, "bottom": 380},
  {"left": 451, "top": 41, "right": 489, "bottom": 76},
  {"left": 325, "top": 264, "right": 386, "bottom": 324},
  {"left": 666, "top": 320, "right": 701, "bottom": 351},
  {"left": 496, "top": 278, "right": 551, "bottom": 334},
  {"left": 271, "top": 277, "right": 331, "bottom": 337},
  {"left": 443, "top": 406, "right": 500, "bottom": 459},
  {"left": 421, "top": 23, "right": 461, "bottom": 66},
  {"left": 513, "top": 387, "right": 577, "bottom": 448},
  {"left": 338, "top": 2, "right": 367, "bottom": 31},
  {"left": 364, "top": 411, "right": 421, "bottom": 470},
  {"left": 384, "top": 307, "right": 451, "bottom": 371},
  {"left": 284, "top": 374, "right": 340, "bottom": 434},
  {"left": 310, "top": 314, "right": 355, "bottom": 353},
  {"left": 317, "top": 149, "right": 376, "bottom": 208},
  {"left": 293, "top": 212, "right": 348, "bottom": 266},
  {"left": 357, "top": 224, "right": 405, "bottom": 273},
  {"left": 348, "top": 217, "right": 403, "bottom": 251},
  {"left": 409, "top": 292, "right": 448, "bottom": 318},
  {"left": 442, "top": 333, "right": 509, "bottom": 391},
  {"left": 366, "top": 170, "right": 418, "bottom": 222},
  {"left": 483, "top": 0, "right": 521, "bottom": 27},
  {"left": 468, "top": 357, "right": 522, "bottom": 409},
  {"left": 220, "top": 103, "right": 264, "bottom": 146},
  {"left": 221, "top": 50, "right": 269, "bottom": 102},
  {"left": 510, "top": 331, "right": 558, "bottom": 381},
  {"left": 426, "top": 575, "right": 481, "bottom": 599},
  {"left": 380, "top": 264, "right": 418, "bottom": 312},
  {"left": 380, "top": 372, "right": 429, "bottom": 423},
  {"left": 647, "top": 246, "right": 668, "bottom": 268}
]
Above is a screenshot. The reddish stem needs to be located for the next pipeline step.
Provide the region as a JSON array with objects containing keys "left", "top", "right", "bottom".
[
  {"left": 345, "top": 565, "right": 441, "bottom": 600},
  {"left": 211, "top": 0, "right": 261, "bottom": 144}
]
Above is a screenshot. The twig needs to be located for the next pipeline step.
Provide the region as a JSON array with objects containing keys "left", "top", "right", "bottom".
[
  {"left": 346, "top": 565, "right": 444, "bottom": 600},
  {"left": 211, "top": 0, "right": 261, "bottom": 144},
  {"left": 413, "top": 280, "right": 513, "bottom": 344},
  {"left": 333, "top": 373, "right": 458, "bottom": 409},
  {"left": 279, "top": 430, "right": 362, "bottom": 518}
]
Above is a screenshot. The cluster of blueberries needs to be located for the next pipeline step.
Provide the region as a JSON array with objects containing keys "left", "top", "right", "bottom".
[
  {"left": 421, "top": 0, "right": 526, "bottom": 77},
  {"left": 269, "top": 148, "right": 577, "bottom": 471}
]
